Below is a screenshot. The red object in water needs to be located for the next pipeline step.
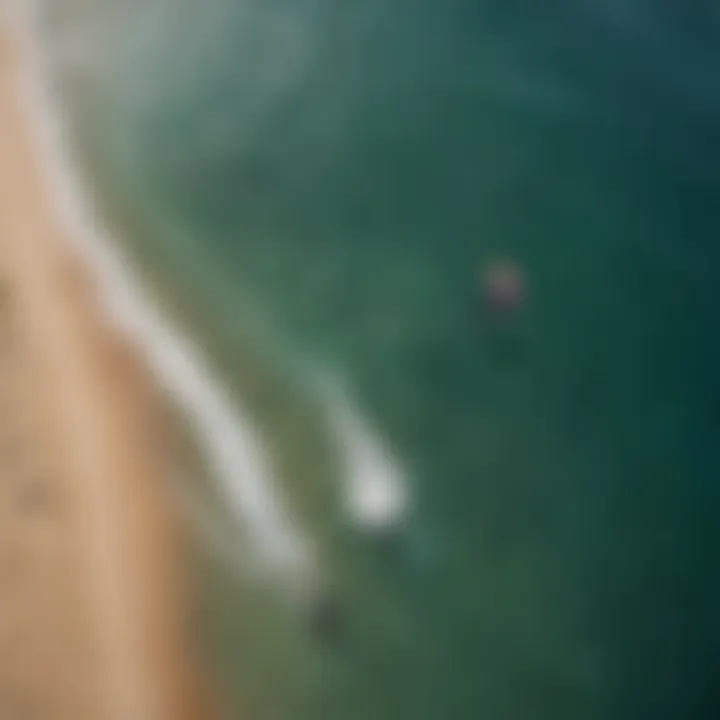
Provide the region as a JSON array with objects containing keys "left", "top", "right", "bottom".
[{"left": 481, "top": 260, "right": 524, "bottom": 315}]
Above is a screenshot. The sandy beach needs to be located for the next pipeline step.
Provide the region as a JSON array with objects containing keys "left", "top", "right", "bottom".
[{"left": 0, "top": 6, "right": 214, "bottom": 719}]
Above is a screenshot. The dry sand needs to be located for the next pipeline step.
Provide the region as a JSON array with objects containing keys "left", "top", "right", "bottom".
[{"left": 0, "top": 7, "right": 215, "bottom": 719}]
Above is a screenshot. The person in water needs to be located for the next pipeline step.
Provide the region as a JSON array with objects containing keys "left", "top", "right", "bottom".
[
  {"left": 309, "top": 590, "right": 344, "bottom": 642},
  {"left": 480, "top": 259, "right": 525, "bottom": 317}
]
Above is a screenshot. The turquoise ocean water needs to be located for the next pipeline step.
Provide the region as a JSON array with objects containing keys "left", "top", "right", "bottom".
[{"left": 41, "top": 1, "right": 720, "bottom": 718}]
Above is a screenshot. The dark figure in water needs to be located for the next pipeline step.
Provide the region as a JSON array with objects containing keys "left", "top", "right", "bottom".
[{"left": 309, "top": 591, "right": 344, "bottom": 643}]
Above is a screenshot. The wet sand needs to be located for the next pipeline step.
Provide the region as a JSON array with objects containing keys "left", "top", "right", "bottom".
[{"left": 0, "top": 7, "right": 214, "bottom": 720}]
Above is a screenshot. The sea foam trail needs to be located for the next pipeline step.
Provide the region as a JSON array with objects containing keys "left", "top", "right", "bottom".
[
  {"left": 320, "top": 375, "right": 409, "bottom": 530},
  {"left": 11, "top": 2, "right": 312, "bottom": 578}
]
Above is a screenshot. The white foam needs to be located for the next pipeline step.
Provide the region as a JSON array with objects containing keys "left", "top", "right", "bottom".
[
  {"left": 321, "top": 376, "right": 409, "bottom": 530},
  {"left": 11, "top": 1, "right": 313, "bottom": 577}
]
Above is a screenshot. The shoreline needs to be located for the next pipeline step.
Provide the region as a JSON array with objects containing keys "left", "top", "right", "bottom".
[
  {"left": 11, "top": 0, "right": 314, "bottom": 579},
  {"left": 0, "top": 5, "right": 216, "bottom": 718}
]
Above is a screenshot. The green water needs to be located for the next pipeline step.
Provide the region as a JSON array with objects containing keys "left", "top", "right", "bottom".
[{"left": 44, "top": 0, "right": 720, "bottom": 718}]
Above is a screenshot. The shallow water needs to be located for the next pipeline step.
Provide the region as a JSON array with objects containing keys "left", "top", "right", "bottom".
[{"left": 40, "top": 1, "right": 720, "bottom": 718}]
